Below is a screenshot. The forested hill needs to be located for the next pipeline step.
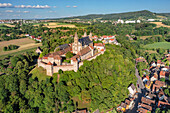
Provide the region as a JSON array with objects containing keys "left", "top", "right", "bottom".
[{"left": 60, "top": 10, "right": 156, "bottom": 20}]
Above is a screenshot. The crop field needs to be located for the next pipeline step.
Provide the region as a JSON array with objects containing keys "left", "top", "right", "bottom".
[
  {"left": 0, "top": 24, "right": 10, "bottom": 29},
  {"left": 0, "top": 38, "right": 42, "bottom": 56},
  {"left": 143, "top": 42, "right": 170, "bottom": 49},
  {"left": 150, "top": 22, "right": 170, "bottom": 28},
  {"left": 139, "top": 35, "right": 162, "bottom": 40},
  {"left": 34, "top": 22, "right": 76, "bottom": 28},
  {"left": 4, "top": 24, "right": 15, "bottom": 27}
]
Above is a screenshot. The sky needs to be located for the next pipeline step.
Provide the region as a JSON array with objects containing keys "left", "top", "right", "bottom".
[{"left": 0, "top": 0, "right": 170, "bottom": 19}]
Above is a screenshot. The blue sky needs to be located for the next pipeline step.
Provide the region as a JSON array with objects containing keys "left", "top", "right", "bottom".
[{"left": 0, "top": 0, "right": 170, "bottom": 19}]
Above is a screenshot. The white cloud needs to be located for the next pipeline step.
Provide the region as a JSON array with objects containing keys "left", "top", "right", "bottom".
[
  {"left": 16, "top": 5, "right": 50, "bottom": 9},
  {"left": 0, "top": 3, "right": 50, "bottom": 9},
  {"left": 5, "top": 10, "right": 13, "bottom": 13},
  {"left": 0, "top": 3, "right": 12, "bottom": 8},
  {"left": 66, "top": 6, "right": 78, "bottom": 8},
  {"left": 13, "top": 14, "right": 21, "bottom": 17},
  {"left": 48, "top": 11, "right": 56, "bottom": 13},
  {"left": 23, "top": 11, "right": 30, "bottom": 13}
]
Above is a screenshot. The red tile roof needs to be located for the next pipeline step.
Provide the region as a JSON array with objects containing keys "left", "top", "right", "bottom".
[
  {"left": 109, "top": 39, "right": 115, "bottom": 41},
  {"left": 141, "top": 97, "right": 155, "bottom": 105},
  {"left": 78, "top": 46, "right": 91, "bottom": 56},
  {"left": 94, "top": 43, "right": 104, "bottom": 46},
  {"left": 47, "top": 61, "right": 53, "bottom": 65}
]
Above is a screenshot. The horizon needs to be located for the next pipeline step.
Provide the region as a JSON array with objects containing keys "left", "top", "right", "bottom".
[{"left": 0, "top": 0, "right": 170, "bottom": 19}]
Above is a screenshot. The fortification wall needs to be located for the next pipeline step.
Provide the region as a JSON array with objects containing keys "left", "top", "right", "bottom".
[
  {"left": 38, "top": 60, "right": 47, "bottom": 69},
  {"left": 87, "top": 52, "right": 103, "bottom": 61},
  {"left": 53, "top": 65, "right": 75, "bottom": 73}
]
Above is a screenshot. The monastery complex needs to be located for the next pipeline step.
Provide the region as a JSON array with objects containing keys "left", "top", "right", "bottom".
[{"left": 38, "top": 32, "right": 105, "bottom": 76}]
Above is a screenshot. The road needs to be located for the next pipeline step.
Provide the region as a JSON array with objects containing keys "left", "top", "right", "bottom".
[{"left": 127, "top": 63, "right": 146, "bottom": 113}]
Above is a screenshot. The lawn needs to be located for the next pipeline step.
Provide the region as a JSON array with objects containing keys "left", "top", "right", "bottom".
[
  {"left": 30, "top": 66, "right": 51, "bottom": 82},
  {"left": 0, "top": 38, "right": 42, "bottom": 56},
  {"left": 143, "top": 42, "right": 170, "bottom": 49}
]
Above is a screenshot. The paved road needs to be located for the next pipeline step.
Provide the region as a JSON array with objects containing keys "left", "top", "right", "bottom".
[{"left": 127, "top": 63, "right": 145, "bottom": 113}]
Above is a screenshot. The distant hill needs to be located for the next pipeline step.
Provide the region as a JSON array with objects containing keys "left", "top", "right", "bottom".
[
  {"left": 157, "top": 13, "right": 170, "bottom": 19},
  {"left": 60, "top": 10, "right": 157, "bottom": 20}
]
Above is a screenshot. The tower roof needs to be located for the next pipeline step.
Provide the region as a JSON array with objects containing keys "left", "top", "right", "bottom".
[{"left": 74, "top": 32, "right": 78, "bottom": 38}]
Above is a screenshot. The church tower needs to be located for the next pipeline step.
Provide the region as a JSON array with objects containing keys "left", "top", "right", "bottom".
[
  {"left": 84, "top": 31, "right": 87, "bottom": 37},
  {"left": 73, "top": 32, "right": 79, "bottom": 54},
  {"left": 74, "top": 32, "right": 78, "bottom": 43},
  {"left": 89, "top": 32, "right": 92, "bottom": 41}
]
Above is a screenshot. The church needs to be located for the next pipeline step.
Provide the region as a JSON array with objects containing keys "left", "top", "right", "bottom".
[{"left": 72, "top": 32, "right": 93, "bottom": 54}]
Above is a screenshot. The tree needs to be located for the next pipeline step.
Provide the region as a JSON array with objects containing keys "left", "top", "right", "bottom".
[{"left": 66, "top": 51, "right": 73, "bottom": 59}]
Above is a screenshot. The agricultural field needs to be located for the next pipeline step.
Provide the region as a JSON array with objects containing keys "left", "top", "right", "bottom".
[
  {"left": 4, "top": 24, "right": 15, "bottom": 27},
  {"left": 34, "top": 22, "right": 76, "bottom": 28},
  {"left": 143, "top": 42, "right": 170, "bottom": 49},
  {"left": 0, "top": 24, "right": 10, "bottom": 29},
  {"left": 0, "top": 38, "right": 42, "bottom": 56},
  {"left": 139, "top": 35, "right": 162, "bottom": 40},
  {"left": 149, "top": 22, "right": 170, "bottom": 28}
]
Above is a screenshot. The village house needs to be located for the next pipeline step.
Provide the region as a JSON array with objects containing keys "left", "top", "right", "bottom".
[
  {"left": 38, "top": 32, "right": 105, "bottom": 76},
  {"left": 94, "top": 43, "right": 105, "bottom": 52},
  {"left": 128, "top": 84, "right": 137, "bottom": 97},
  {"left": 35, "top": 47, "right": 42, "bottom": 54},
  {"left": 116, "top": 98, "right": 135, "bottom": 112}
]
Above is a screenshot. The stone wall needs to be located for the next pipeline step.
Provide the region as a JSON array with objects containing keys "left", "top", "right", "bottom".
[
  {"left": 53, "top": 65, "right": 74, "bottom": 73},
  {"left": 38, "top": 51, "right": 105, "bottom": 76},
  {"left": 81, "top": 51, "right": 93, "bottom": 60},
  {"left": 87, "top": 52, "right": 104, "bottom": 61}
]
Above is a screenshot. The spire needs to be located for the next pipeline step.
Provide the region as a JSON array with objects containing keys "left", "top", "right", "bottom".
[
  {"left": 75, "top": 32, "right": 78, "bottom": 39},
  {"left": 89, "top": 32, "right": 93, "bottom": 41},
  {"left": 84, "top": 31, "right": 87, "bottom": 37},
  {"left": 74, "top": 32, "right": 78, "bottom": 43}
]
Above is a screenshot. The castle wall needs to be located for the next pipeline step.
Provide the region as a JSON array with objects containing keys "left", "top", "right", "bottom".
[
  {"left": 87, "top": 52, "right": 104, "bottom": 61},
  {"left": 53, "top": 65, "right": 75, "bottom": 73}
]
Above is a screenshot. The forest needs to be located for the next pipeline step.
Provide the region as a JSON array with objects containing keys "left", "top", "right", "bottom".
[
  {"left": 0, "top": 43, "right": 137, "bottom": 112},
  {"left": 60, "top": 10, "right": 156, "bottom": 20}
]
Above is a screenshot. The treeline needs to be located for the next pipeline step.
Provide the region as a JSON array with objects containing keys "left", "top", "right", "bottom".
[
  {"left": 61, "top": 10, "right": 156, "bottom": 20},
  {"left": 0, "top": 28, "right": 25, "bottom": 41},
  {"left": 3, "top": 45, "right": 19, "bottom": 51},
  {"left": 162, "top": 21, "right": 170, "bottom": 25},
  {"left": 133, "top": 23, "right": 169, "bottom": 36}
]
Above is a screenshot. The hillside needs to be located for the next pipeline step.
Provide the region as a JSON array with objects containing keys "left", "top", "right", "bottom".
[
  {"left": 60, "top": 10, "right": 156, "bottom": 20},
  {"left": 157, "top": 13, "right": 170, "bottom": 19}
]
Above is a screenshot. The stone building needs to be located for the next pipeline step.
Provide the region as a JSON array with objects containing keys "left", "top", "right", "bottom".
[
  {"left": 38, "top": 32, "right": 105, "bottom": 76},
  {"left": 72, "top": 32, "right": 93, "bottom": 54}
]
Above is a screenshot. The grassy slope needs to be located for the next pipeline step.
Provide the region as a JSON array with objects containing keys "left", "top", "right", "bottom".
[
  {"left": 30, "top": 66, "right": 51, "bottom": 82},
  {"left": 143, "top": 42, "right": 170, "bottom": 49}
]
